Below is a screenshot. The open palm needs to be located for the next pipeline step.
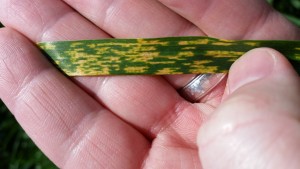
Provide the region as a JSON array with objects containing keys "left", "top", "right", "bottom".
[{"left": 0, "top": 0, "right": 300, "bottom": 168}]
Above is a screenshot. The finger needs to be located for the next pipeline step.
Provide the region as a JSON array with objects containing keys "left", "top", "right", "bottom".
[
  {"left": 0, "top": 0, "right": 110, "bottom": 41},
  {"left": 0, "top": 0, "right": 199, "bottom": 141},
  {"left": 198, "top": 48, "right": 300, "bottom": 169},
  {"left": 0, "top": 28, "right": 149, "bottom": 168},
  {"left": 159, "top": 0, "right": 300, "bottom": 40},
  {"left": 63, "top": 0, "right": 203, "bottom": 38}
]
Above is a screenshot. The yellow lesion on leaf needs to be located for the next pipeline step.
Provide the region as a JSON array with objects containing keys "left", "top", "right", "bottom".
[
  {"left": 94, "top": 47, "right": 111, "bottom": 55},
  {"left": 89, "top": 42, "right": 132, "bottom": 48},
  {"left": 70, "top": 42, "right": 84, "bottom": 48},
  {"left": 124, "top": 66, "right": 149, "bottom": 73},
  {"left": 167, "top": 55, "right": 186, "bottom": 60},
  {"left": 178, "top": 38, "right": 210, "bottom": 45},
  {"left": 87, "top": 44, "right": 96, "bottom": 48},
  {"left": 243, "top": 42, "right": 259, "bottom": 46},
  {"left": 42, "top": 43, "right": 56, "bottom": 50},
  {"left": 96, "top": 67, "right": 110, "bottom": 75},
  {"left": 109, "top": 56, "right": 121, "bottom": 62},
  {"left": 188, "top": 60, "right": 217, "bottom": 73},
  {"left": 205, "top": 51, "right": 244, "bottom": 58},
  {"left": 111, "top": 49, "right": 129, "bottom": 56},
  {"left": 182, "top": 46, "right": 196, "bottom": 50},
  {"left": 137, "top": 52, "right": 159, "bottom": 62},
  {"left": 178, "top": 51, "right": 195, "bottom": 57},
  {"left": 211, "top": 42, "right": 232, "bottom": 46},
  {"left": 218, "top": 39, "right": 235, "bottom": 43},
  {"left": 74, "top": 48, "right": 85, "bottom": 52},
  {"left": 131, "top": 44, "right": 158, "bottom": 54},
  {"left": 138, "top": 39, "right": 170, "bottom": 46},
  {"left": 66, "top": 51, "right": 86, "bottom": 60},
  {"left": 294, "top": 53, "right": 300, "bottom": 60},
  {"left": 155, "top": 67, "right": 182, "bottom": 75},
  {"left": 148, "top": 61, "right": 176, "bottom": 65},
  {"left": 139, "top": 46, "right": 157, "bottom": 51}
]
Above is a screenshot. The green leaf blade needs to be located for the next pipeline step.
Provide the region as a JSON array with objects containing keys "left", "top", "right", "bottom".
[{"left": 38, "top": 36, "right": 300, "bottom": 76}]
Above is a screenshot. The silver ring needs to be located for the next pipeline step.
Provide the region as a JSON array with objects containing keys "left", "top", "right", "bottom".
[{"left": 179, "top": 73, "right": 226, "bottom": 102}]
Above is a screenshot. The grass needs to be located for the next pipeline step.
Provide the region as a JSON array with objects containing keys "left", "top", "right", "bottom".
[
  {"left": 0, "top": 0, "right": 300, "bottom": 168},
  {"left": 0, "top": 101, "right": 57, "bottom": 169},
  {"left": 269, "top": 0, "right": 300, "bottom": 26}
]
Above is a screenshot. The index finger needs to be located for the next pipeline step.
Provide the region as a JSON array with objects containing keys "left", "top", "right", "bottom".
[{"left": 158, "top": 0, "right": 300, "bottom": 40}]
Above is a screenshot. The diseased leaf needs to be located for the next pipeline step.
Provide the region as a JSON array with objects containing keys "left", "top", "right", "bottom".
[{"left": 38, "top": 36, "right": 300, "bottom": 76}]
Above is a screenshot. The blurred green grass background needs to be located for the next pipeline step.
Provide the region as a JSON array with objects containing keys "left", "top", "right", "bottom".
[{"left": 0, "top": 0, "right": 300, "bottom": 168}]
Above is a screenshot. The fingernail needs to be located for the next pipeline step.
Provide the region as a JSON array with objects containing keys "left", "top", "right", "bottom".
[{"left": 229, "top": 48, "right": 276, "bottom": 93}]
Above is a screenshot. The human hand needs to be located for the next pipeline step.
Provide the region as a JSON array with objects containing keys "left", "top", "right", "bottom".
[{"left": 0, "top": 0, "right": 300, "bottom": 168}]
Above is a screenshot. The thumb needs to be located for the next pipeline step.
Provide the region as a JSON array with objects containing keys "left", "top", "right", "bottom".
[{"left": 197, "top": 48, "right": 300, "bottom": 169}]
